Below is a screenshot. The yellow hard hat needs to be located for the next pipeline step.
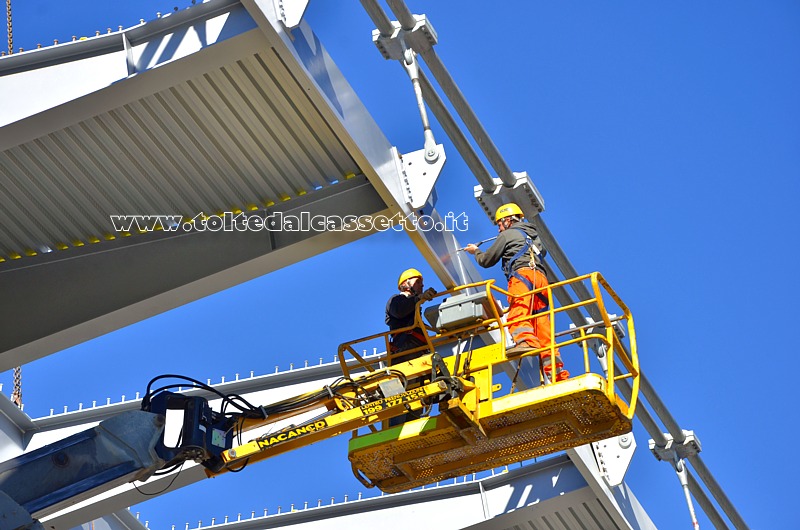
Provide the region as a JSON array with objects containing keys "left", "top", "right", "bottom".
[
  {"left": 494, "top": 203, "right": 524, "bottom": 223},
  {"left": 398, "top": 268, "right": 423, "bottom": 289}
]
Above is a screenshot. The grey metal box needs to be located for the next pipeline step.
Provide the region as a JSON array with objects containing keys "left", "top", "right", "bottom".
[{"left": 430, "top": 291, "right": 489, "bottom": 331}]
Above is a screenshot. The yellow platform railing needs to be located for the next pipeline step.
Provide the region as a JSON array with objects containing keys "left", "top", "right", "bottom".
[{"left": 337, "top": 272, "right": 639, "bottom": 421}]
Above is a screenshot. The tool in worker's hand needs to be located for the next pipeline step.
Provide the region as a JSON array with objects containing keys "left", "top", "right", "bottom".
[{"left": 456, "top": 236, "right": 497, "bottom": 252}]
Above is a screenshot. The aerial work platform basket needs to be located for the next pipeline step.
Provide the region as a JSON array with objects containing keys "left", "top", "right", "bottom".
[
  {"left": 341, "top": 272, "right": 639, "bottom": 492},
  {"left": 348, "top": 370, "right": 631, "bottom": 492},
  {"left": 207, "top": 272, "right": 638, "bottom": 494}
]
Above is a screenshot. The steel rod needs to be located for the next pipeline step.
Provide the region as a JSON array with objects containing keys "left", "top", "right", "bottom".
[
  {"left": 687, "top": 469, "right": 730, "bottom": 530},
  {"left": 364, "top": 0, "right": 495, "bottom": 191},
  {"left": 419, "top": 71, "right": 496, "bottom": 192},
  {"left": 361, "top": 2, "right": 747, "bottom": 528},
  {"left": 418, "top": 48, "right": 516, "bottom": 187},
  {"left": 359, "top": 0, "right": 394, "bottom": 36},
  {"left": 688, "top": 455, "right": 749, "bottom": 530},
  {"left": 639, "top": 371, "right": 686, "bottom": 441},
  {"left": 386, "top": 0, "right": 416, "bottom": 29},
  {"left": 542, "top": 209, "right": 746, "bottom": 528},
  {"left": 385, "top": 0, "right": 516, "bottom": 187}
]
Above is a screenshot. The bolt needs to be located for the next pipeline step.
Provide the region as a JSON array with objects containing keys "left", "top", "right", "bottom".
[{"left": 52, "top": 452, "right": 69, "bottom": 467}]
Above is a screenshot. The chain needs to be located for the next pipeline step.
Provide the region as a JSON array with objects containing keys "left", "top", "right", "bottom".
[
  {"left": 5, "top": 0, "right": 21, "bottom": 408},
  {"left": 10, "top": 366, "right": 21, "bottom": 407},
  {"left": 5, "top": 0, "right": 11, "bottom": 54}
]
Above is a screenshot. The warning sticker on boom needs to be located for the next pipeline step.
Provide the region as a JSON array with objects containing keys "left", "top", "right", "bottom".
[{"left": 359, "top": 386, "right": 428, "bottom": 416}]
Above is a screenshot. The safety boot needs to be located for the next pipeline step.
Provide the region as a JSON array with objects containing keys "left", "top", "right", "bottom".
[{"left": 506, "top": 342, "right": 535, "bottom": 356}]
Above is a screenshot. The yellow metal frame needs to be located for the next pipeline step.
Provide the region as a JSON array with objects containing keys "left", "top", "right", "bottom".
[
  {"left": 208, "top": 272, "right": 639, "bottom": 493},
  {"left": 336, "top": 272, "right": 639, "bottom": 421},
  {"left": 347, "top": 370, "right": 632, "bottom": 492}
]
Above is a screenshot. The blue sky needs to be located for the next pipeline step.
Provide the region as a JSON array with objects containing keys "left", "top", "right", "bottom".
[{"left": 3, "top": 1, "right": 799, "bottom": 528}]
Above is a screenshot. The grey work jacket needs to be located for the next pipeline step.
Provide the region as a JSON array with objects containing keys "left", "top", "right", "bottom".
[{"left": 473, "top": 221, "right": 545, "bottom": 276}]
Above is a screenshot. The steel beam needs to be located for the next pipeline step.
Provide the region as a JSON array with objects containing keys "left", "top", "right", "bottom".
[{"left": 0, "top": 177, "right": 386, "bottom": 371}]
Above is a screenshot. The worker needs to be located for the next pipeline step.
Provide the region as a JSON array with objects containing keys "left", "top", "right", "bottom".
[
  {"left": 385, "top": 268, "right": 436, "bottom": 426},
  {"left": 386, "top": 268, "right": 437, "bottom": 360},
  {"left": 464, "top": 203, "right": 569, "bottom": 382}
]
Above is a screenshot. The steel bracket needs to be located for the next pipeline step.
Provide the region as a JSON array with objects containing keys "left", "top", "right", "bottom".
[
  {"left": 474, "top": 172, "right": 545, "bottom": 222},
  {"left": 648, "top": 430, "right": 702, "bottom": 462},
  {"left": 372, "top": 15, "right": 438, "bottom": 61},
  {"left": 592, "top": 432, "right": 637, "bottom": 488},
  {"left": 273, "top": 0, "right": 310, "bottom": 30},
  {"left": 395, "top": 145, "right": 446, "bottom": 210}
]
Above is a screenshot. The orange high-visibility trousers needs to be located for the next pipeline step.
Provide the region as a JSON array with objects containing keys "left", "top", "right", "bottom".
[{"left": 507, "top": 268, "right": 567, "bottom": 380}]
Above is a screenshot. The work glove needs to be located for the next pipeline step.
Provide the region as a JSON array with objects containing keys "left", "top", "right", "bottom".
[{"left": 421, "top": 287, "right": 437, "bottom": 302}]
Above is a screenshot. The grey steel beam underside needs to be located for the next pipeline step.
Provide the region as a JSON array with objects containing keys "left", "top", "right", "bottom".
[
  {"left": 0, "top": 0, "right": 404, "bottom": 370},
  {"left": 0, "top": 176, "right": 385, "bottom": 372}
]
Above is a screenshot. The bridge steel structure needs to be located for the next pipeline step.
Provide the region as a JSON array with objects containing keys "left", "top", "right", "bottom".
[{"left": 0, "top": 1, "right": 745, "bottom": 529}]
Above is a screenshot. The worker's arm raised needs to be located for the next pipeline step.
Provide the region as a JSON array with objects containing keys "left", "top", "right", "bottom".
[{"left": 471, "top": 232, "right": 508, "bottom": 268}]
